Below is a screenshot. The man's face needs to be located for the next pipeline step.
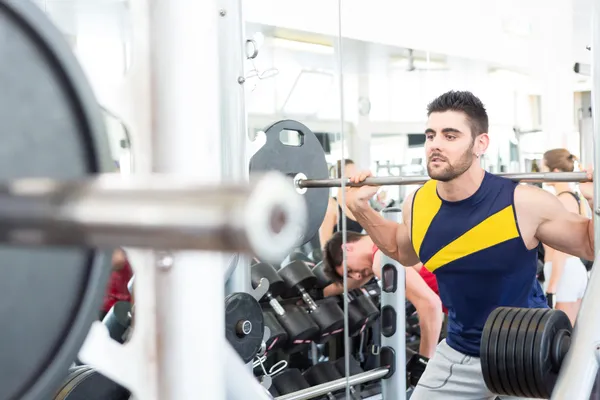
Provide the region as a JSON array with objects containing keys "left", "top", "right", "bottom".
[
  {"left": 334, "top": 243, "right": 372, "bottom": 281},
  {"left": 425, "top": 111, "right": 478, "bottom": 182}
]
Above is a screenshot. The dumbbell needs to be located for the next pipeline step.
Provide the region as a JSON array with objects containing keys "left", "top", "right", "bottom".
[
  {"left": 102, "top": 301, "right": 132, "bottom": 344},
  {"left": 252, "top": 263, "right": 319, "bottom": 349},
  {"left": 303, "top": 362, "right": 361, "bottom": 400},
  {"left": 309, "top": 248, "right": 323, "bottom": 263},
  {"left": 406, "top": 348, "right": 429, "bottom": 388},
  {"left": 279, "top": 260, "right": 345, "bottom": 342},
  {"left": 312, "top": 261, "right": 371, "bottom": 337},
  {"left": 272, "top": 368, "right": 311, "bottom": 395},
  {"left": 350, "top": 288, "right": 380, "bottom": 325},
  {"left": 262, "top": 310, "right": 288, "bottom": 354},
  {"left": 333, "top": 356, "right": 365, "bottom": 391},
  {"left": 284, "top": 251, "right": 316, "bottom": 268}
]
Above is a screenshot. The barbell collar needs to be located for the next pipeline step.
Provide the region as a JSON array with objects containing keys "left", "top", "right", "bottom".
[
  {"left": 0, "top": 171, "right": 305, "bottom": 263},
  {"left": 296, "top": 171, "right": 591, "bottom": 189}
]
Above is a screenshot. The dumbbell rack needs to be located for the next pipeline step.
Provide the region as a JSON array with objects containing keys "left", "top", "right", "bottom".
[{"left": 78, "top": 1, "right": 600, "bottom": 400}]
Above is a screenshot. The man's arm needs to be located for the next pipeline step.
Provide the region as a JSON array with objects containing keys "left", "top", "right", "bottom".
[
  {"left": 518, "top": 185, "right": 594, "bottom": 260},
  {"left": 323, "top": 276, "right": 372, "bottom": 297},
  {"left": 545, "top": 193, "right": 581, "bottom": 295},
  {"left": 345, "top": 172, "right": 420, "bottom": 266}
]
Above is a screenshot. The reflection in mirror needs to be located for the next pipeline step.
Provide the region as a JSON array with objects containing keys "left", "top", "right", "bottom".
[{"left": 102, "top": 107, "right": 134, "bottom": 174}]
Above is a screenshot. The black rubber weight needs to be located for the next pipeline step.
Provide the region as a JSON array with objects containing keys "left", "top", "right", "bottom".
[
  {"left": 505, "top": 308, "right": 528, "bottom": 398},
  {"left": 225, "top": 292, "right": 265, "bottom": 363},
  {"left": 53, "top": 366, "right": 130, "bottom": 400},
  {"left": 489, "top": 307, "right": 509, "bottom": 394},
  {"left": 523, "top": 309, "right": 546, "bottom": 398},
  {"left": 514, "top": 308, "right": 539, "bottom": 398},
  {"left": 0, "top": 1, "right": 113, "bottom": 400},
  {"left": 497, "top": 308, "right": 519, "bottom": 396},
  {"left": 532, "top": 309, "right": 572, "bottom": 398}
]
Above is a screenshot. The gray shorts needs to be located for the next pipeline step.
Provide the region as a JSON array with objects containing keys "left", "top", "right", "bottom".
[{"left": 411, "top": 340, "right": 543, "bottom": 400}]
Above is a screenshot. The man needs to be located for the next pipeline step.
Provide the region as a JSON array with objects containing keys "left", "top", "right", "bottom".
[
  {"left": 321, "top": 231, "right": 444, "bottom": 358},
  {"left": 344, "top": 91, "right": 594, "bottom": 399}
]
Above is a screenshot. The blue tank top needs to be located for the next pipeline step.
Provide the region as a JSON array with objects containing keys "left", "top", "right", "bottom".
[{"left": 411, "top": 172, "right": 548, "bottom": 356}]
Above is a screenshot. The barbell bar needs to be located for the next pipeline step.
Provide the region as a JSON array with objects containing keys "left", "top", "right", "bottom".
[
  {"left": 296, "top": 171, "right": 591, "bottom": 189},
  {"left": 0, "top": 171, "right": 306, "bottom": 264}
]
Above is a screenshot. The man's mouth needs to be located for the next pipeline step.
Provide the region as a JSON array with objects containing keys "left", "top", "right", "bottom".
[{"left": 430, "top": 156, "right": 445, "bottom": 163}]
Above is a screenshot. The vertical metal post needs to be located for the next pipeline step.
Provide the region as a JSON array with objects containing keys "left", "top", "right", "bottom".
[
  {"left": 551, "top": 4, "right": 600, "bottom": 398},
  {"left": 149, "top": 0, "right": 225, "bottom": 398},
  {"left": 218, "top": 0, "right": 252, "bottom": 296},
  {"left": 380, "top": 208, "right": 406, "bottom": 399}
]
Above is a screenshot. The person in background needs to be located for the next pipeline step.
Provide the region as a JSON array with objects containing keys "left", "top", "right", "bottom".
[
  {"left": 541, "top": 149, "right": 589, "bottom": 325},
  {"left": 318, "top": 159, "right": 365, "bottom": 247},
  {"left": 100, "top": 248, "right": 134, "bottom": 320},
  {"left": 322, "top": 231, "right": 444, "bottom": 358}
]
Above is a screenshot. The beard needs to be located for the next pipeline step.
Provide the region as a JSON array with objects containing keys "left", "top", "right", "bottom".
[{"left": 427, "top": 144, "right": 474, "bottom": 182}]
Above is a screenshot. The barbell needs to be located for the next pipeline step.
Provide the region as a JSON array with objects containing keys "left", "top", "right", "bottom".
[{"left": 249, "top": 119, "right": 592, "bottom": 245}]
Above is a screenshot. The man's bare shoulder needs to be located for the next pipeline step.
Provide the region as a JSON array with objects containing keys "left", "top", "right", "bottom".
[{"left": 514, "top": 184, "right": 552, "bottom": 212}]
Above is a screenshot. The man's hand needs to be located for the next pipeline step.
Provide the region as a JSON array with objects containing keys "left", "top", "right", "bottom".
[
  {"left": 346, "top": 170, "right": 379, "bottom": 212},
  {"left": 580, "top": 165, "right": 594, "bottom": 205}
]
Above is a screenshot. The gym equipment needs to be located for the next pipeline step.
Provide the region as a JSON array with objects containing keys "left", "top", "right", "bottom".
[
  {"left": 272, "top": 368, "right": 312, "bottom": 395},
  {"left": 262, "top": 310, "right": 288, "bottom": 353},
  {"left": 249, "top": 119, "right": 593, "bottom": 246},
  {"left": 311, "top": 261, "right": 331, "bottom": 289},
  {"left": 278, "top": 260, "right": 345, "bottom": 340},
  {"left": 311, "top": 264, "right": 372, "bottom": 338},
  {"left": 309, "top": 248, "right": 323, "bottom": 263},
  {"left": 285, "top": 251, "right": 316, "bottom": 268},
  {"left": 53, "top": 365, "right": 130, "bottom": 400},
  {"left": 303, "top": 362, "right": 361, "bottom": 400},
  {"left": 249, "top": 120, "right": 329, "bottom": 245},
  {"left": 480, "top": 307, "right": 572, "bottom": 399},
  {"left": 102, "top": 301, "right": 133, "bottom": 344},
  {"left": 406, "top": 350, "right": 429, "bottom": 388},
  {"left": 352, "top": 288, "right": 381, "bottom": 325},
  {"left": 251, "top": 263, "right": 319, "bottom": 348},
  {"left": 275, "top": 366, "right": 390, "bottom": 400},
  {"left": 225, "top": 292, "right": 265, "bottom": 363},
  {"left": 0, "top": 0, "right": 117, "bottom": 398}
]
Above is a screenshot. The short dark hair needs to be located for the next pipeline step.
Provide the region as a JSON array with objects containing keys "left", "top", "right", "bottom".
[
  {"left": 335, "top": 159, "right": 355, "bottom": 179},
  {"left": 426, "top": 91, "right": 488, "bottom": 138},
  {"left": 322, "top": 231, "right": 366, "bottom": 283}
]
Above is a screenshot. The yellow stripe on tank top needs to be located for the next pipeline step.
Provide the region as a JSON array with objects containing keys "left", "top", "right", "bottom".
[{"left": 424, "top": 205, "right": 520, "bottom": 272}]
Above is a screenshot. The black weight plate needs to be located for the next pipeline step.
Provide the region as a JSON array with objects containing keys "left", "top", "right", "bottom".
[
  {"left": 522, "top": 309, "right": 546, "bottom": 398},
  {"left": 532, "top": 309, "right": 572, "bottom": 398},
  {"left": 505, "top": 308, "right": 528, "bottom": 398},
  {"left": 488, "top": 307, "right": 510, "bottom": 395},
  {"left": 0, "top": 1, "right": 113, "bottom": 400},
  {"left": 514, "top": 308, "right": 539, "bottom": 399},
  {"left": 249, "top": 120, "right": 329, "bottom": 245},
  {"left": 53, "top": 366, "right": 130, "bottom": 400},
  {"left": 225, "top": 292, "right": 265, "bottom": 363},
  {"left": 481, "top": 307, "right": 505, "bottom": 394},
  {"left": 497, "top": 308, "right": 520, "bottom": 396}
]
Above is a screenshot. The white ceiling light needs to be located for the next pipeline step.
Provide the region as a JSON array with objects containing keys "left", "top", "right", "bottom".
[{"left": 270, "top": 37, "right": 334, "bottom": 55}]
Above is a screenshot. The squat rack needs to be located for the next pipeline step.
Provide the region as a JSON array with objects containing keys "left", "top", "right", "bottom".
[
  {"left": 551, "top": 3, "right": 600, "bottom": 399},
  {"left": 77, "top": 0, "right": 600, "bottom": 399}
]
